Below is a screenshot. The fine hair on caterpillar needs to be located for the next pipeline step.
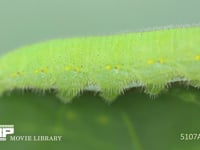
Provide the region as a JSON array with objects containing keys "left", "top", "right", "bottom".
[{"left": 0, "top": 25, "right": 199, "bottom": 103}]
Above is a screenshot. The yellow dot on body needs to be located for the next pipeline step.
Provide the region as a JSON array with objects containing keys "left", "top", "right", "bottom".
[
  {"left": 115, "top": 64, "right": 121, "bottom": 70},
  {"left": 65, "top": 66, "right": 71, "bottom": 71},
  {"left": 17, "top": 72, "right": 23, "bottom": 76},
  {"left": 11, "top": 73, "right": 17, "bottom": 77},
  {"left": 158, "top": 58, "right": 165, "bottom": 64},
  {"left": 97, "top": 115, "right": 109, "bottom": 125},
  {"left": 195, "top": 55, "right": 200, "bottom": 61},
  {"left": 148, "top": 59, "right": 155, "bottom": 64},
  {"left": 105, "top": 65, "right": 111, "bottom": 70},
  {"left": 34, "top": 69, "right": 39, "bottom": 74},
  {"left": 75, "top": 67, "right": 80, "bottom": 72},
  {"left": 66, "top": 111, "right": 77, "bottom": 121},
  {"left": 41, "top": 68, "right": 47, "bottom": 73}
]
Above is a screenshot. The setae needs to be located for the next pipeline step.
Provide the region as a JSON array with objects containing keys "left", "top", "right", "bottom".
[{"left": 0, "top": 25, "right": 199, "bottom": 103}]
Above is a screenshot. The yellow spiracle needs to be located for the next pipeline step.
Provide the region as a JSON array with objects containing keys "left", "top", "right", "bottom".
[
  {"left": 97, "top": 115, "right": 109, "bottom": 125},
  {"left": 158, "top": 58, "right": 165, "bottom": 64},
  {"left": 34, "top": 69, "right": 39, "bottom": 74},
  {"left": 65, "top": 66, "right": 71, "bottom": 71},
  {"left": 41, "top": 68, "right": 48, "bottom": 73},
  {"left": 115, "top": 64, "right": 121, "bottom": 70},
  {"left": 17, "top": 72, "right": 23, "bottom": 76},
  {"left": 11, "top": 72, "right": 23, "bottom": 77},
  {"left": 105, "top": 65, "right": 111, "bottom": 70},
  {"left": 11, "top": 73, "right": 17, "bottom": 78},
  {"left": 74, "top": 67, "right": 80, "bottom": 72},
  {"left": 66, "top": 111, "right": 77, "bottom": 121},
  {"left": 195, "top": 55, "right": 200, "bottom": 61},
  {"left": 148, "top": 59, "right": 155, "bottom": 64}
]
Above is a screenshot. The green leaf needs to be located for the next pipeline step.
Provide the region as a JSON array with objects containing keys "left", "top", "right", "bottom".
[{"left": 0, "top": 86, "right": 200, "bottom": 150}]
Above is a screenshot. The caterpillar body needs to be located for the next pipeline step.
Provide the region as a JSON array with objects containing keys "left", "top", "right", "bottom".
[{"left": 0, "top": 26, "right": 200, "bottom": 103}]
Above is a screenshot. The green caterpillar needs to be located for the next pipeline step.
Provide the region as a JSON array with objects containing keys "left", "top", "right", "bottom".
[{"left": 0, "top": 26, "right": 199, "bottom": 103}]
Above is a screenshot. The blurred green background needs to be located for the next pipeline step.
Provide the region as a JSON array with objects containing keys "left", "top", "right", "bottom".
[{"left": 0, "top": 0, "right": 200, "bottom": 150}]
